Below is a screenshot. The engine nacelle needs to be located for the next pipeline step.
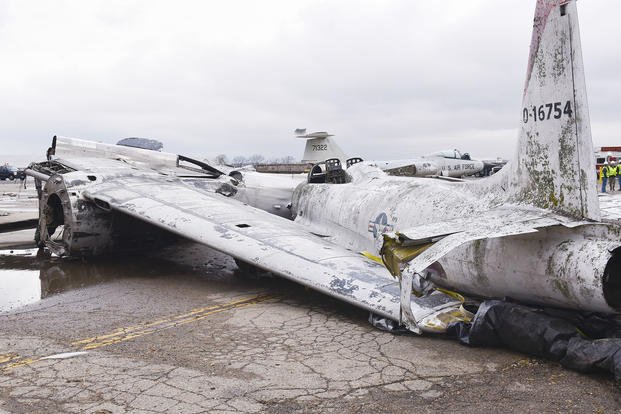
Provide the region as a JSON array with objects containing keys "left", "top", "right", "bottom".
[{"left": 35, "top": 173, "right": 177, "bottom": 257}]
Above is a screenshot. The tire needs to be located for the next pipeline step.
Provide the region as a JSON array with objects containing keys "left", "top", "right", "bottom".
[{"left": 8, "top": 175, "right": 14, "bottom": 181}]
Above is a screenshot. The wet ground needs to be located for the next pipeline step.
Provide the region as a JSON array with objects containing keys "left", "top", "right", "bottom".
[{"left": 0, "top": 179, "right": 620, "bottom": 413}]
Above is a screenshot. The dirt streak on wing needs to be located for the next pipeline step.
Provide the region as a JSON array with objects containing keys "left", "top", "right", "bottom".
[{"left": 1, "top": 293, "right": 276, "bottom": 371}]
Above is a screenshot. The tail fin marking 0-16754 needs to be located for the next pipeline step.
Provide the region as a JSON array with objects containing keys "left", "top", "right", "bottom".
[{"left": 503, "top": 0, "right": 598, "bottom": 220}]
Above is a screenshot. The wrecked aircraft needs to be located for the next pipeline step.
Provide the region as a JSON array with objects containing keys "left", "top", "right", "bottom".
[{"left": 26, "top": 0, "right": 621, "bottom": 340}]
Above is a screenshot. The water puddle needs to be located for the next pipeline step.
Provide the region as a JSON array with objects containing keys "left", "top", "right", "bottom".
[
  {"left": 0, "top": 269, "right": 41, "bottom": 312},
  {"left": 0, "top": 243, "right": 240, "bottom": 313},
  {"left": 0, "top": 249, "right": 41, "bottom": 312}
]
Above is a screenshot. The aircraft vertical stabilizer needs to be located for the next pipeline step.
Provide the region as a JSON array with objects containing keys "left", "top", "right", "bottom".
[
  {"left": 297, "top": 131, "right": 348, "bottom": 164},
  {"left": 506, "top": 0, "right": 599, "bottom": 220}
]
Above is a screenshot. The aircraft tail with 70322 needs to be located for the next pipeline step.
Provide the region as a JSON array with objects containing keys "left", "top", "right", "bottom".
[{"left": 296, "top": 129, "right": 348, "bottom": 165}]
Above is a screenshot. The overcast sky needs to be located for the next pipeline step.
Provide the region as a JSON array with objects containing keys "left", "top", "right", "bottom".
[{"left": 1, "top": 0, "right": 619, "bottom": 162}]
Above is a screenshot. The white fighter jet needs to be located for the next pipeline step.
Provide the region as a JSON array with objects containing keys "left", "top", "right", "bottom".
[
  {"left": 296, "top": 129, "right": 484, "bottom": 178},
  {"left": 27, "top": 0, "right": 621, "bottom": 334}
]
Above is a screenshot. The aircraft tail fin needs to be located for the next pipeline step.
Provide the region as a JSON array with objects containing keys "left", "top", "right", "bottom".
[
  {"left": 503, "top": 0, "right": 599, "bottom": 220},
  {"left": 296, "top": 130, "right": 348, "bottom": 164}
]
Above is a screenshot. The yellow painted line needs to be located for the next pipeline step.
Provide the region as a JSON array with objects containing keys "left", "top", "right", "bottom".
[
  {"left": 1, "top": 293, "right": 277, "bottom": 372},
  {"left": 81, "top": 300, "right": 265, "bottom": 350},
  {"left": 79, "top": 294, "right": 275, "bottom": 350},
  {"left": 2, "top": 357, "right": 40, "bottom": 370},
  {"left": 0, "top": 353, "right": 20, "bottom": 364},
  {"left": 73, "top": 294, "right": 274, "bottom": 348}
]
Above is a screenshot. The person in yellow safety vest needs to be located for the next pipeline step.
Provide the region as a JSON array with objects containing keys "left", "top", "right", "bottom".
[
  {"left": 600, "top": 162, "right": 609, "bottom": 193},
  {"left": 609, "top": 161, "right": 618, "bottom": 192}
]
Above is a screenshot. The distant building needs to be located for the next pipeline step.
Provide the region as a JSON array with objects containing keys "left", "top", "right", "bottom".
[{"left": 254, "top": 163, "right": 313, "bottom": 174}]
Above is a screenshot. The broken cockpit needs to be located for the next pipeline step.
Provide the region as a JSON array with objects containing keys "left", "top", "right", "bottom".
[{"left": 307, "top": 157, "right": 364, "bottom": 184}]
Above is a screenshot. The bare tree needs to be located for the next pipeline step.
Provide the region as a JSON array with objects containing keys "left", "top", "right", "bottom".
[
  {"left": 230, "top": 154, "right": 297, "bottom": 166},
  {"left": 247, "top": 154, "right": 265, "bottom": 165},
  {"left": 231, "top": 155, "right": 247, "bottom": 167},
  {"left": 214, "top": 154, "right": 229, "bottom": 165}
]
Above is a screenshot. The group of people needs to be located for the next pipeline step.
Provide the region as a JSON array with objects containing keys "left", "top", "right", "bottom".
[{"left": 600, "top": 161, "right": 621, "bottom": 192}]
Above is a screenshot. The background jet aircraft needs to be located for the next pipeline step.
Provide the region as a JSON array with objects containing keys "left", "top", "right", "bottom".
[
  {"left": 26, "top": 0, "right": 620, "bottom": 335},
  {"left": 296, "top": 128, "right": 484, "bottom": 178}
]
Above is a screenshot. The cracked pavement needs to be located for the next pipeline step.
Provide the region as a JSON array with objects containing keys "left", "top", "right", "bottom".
[{"left": 0, "top": 242, "right": 620, "bottom": 413}]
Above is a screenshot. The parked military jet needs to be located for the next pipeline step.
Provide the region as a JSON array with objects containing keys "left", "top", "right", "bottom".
[
  {"left": 296, "top": 128, "right": 484, "bottom": 178},
  {"left": 26, "top": 0, "right": 620, "bottom": 334}
]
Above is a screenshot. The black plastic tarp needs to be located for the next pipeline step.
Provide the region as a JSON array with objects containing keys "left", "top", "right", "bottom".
[{"left": 447, "top": 300, "right": 621, "bottom": 380}]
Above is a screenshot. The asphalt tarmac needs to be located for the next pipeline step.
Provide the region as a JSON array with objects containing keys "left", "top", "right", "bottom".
[{"left": 0, "top": 179, "right": 619, "bottom": 413}]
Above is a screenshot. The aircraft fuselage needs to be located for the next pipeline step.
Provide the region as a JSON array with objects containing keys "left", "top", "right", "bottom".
[{"left": 291, "top": 165, "right": 621, "bottom": 314}]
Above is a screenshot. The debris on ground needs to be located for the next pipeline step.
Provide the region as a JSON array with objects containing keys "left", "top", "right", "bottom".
[{"left": 368, "top": 313, "right": 410, "bottom": 334}]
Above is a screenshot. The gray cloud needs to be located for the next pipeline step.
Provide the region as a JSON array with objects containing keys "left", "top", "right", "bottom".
[{"left": 0, "top": 0, "right": 619, "bottom": 162}]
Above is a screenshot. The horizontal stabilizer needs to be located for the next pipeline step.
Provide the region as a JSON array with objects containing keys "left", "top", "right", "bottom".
[{"left": 390, "top": 207, "right": 581, "bottom": 246}]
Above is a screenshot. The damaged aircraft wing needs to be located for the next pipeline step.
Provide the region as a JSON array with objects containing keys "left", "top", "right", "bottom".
[
  {"left": 30, "top": 141, "right": 587, "bottom": 334},
  {"left": 28, "top": 138, "right": 469, "bottom": 333},
  {"left": 86, "top": 173, "right": 478, "bottom": 333}
]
